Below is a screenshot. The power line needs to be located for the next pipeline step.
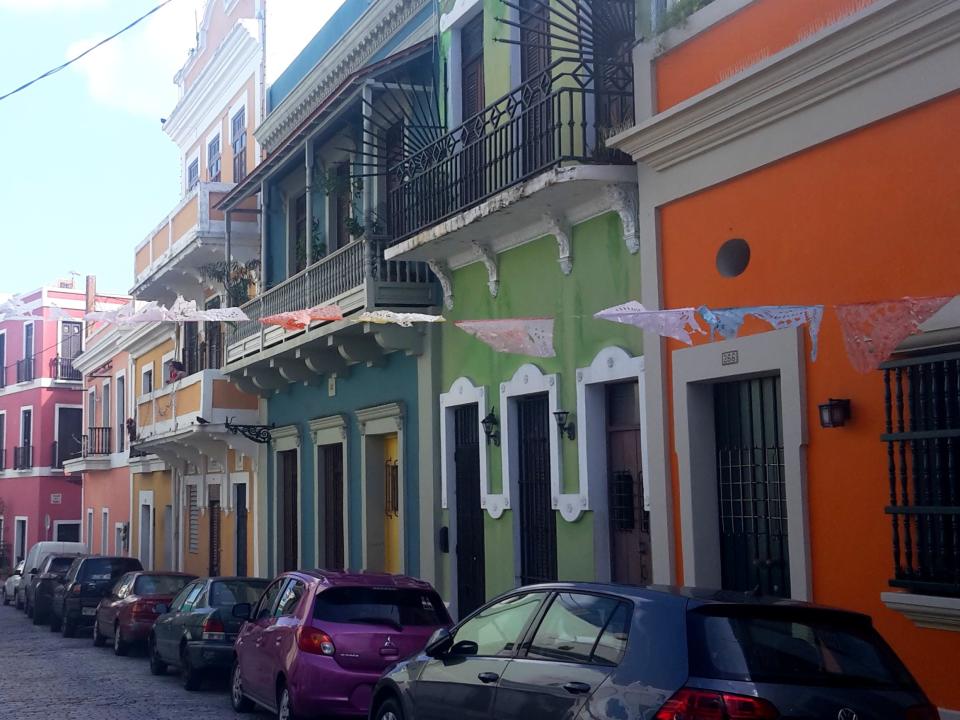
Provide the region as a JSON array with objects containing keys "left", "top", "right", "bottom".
[{"left": 0, "top": 0, "right": 176, "bottom": 104}]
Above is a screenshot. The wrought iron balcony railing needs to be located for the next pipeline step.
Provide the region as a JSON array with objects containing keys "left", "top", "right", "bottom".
[
  {"left": 228, "top": 236, "right": 433, "bottom": 348},
  {"left": 83, "top": 427, "right": 112, "bottom": 457},
  {"left": 16, "top": 357, "right": 34, "bottom": 384},
  {"left": 13, "top": 445, "right": 33, "bottom": 470},
  {"left": 388, "top": 61, "right": 634, "bottom": 242},
  {"left": 883, "top": 350, "right": 960, "bottom": 597},
  {"left": 0, "top": 447, "right": 5, "bottom": 470},
  {"left": 52, "top": 441, "right": 81, "bottom": 469},
  {"left": 51, "top": 356, "right": 82, "bottom": 381}
]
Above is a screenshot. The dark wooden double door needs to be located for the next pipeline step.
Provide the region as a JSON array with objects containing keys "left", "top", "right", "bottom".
[{"left": 453, "top": 405, "right": 485, "bottom": 618}]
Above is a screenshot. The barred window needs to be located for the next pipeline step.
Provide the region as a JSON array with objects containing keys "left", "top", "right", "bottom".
[{"left": 188, "top": 485, "right": 199, "bottom": 554}]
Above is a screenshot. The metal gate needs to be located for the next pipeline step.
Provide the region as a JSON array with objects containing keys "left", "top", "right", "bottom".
[
  {"left": 235, "top": 484, "right": 248, "bottom": 576},
  {"left": 714, "top": 377, "right": 789, "bottom": 597},
  {"left": 209, "top": 485, "right": 221, "bottom": 577},
  {"left": 518, "top": 394, "right": 557, "bottom": 585},
  {"left": 454, "top": 404, "right": 485, "bottom": 617}
]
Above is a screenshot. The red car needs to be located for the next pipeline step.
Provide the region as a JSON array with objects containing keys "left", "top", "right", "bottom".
[{"left": 93, "top": 571, "right": 197, "bottom": 655}]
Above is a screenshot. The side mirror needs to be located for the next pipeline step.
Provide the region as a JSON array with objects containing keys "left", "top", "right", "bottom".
[
  {"left": 424, "top": 627, "right": 453, "bottom": 658},
  {"left": 232, "top": 602, "right": 253, "bottom": 620},
  {"left": 30, "top": 568, "right": 39, "bottom": 575},
  {"left": 154, "top": 603, "right": 169, "bottom": 616},
  {"left": 450, "top": 639, "right": 479, "bottom": 656},
  {"left": 13, "top": 569, "right": 22, "bottom": 577}
]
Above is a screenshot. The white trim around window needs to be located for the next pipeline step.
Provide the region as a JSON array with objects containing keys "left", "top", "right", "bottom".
[
  {"left": 115, "top": 370, "right": 127, "bottom": 452},
  {"left": 185, "top": 150, "right": 201, "bottom": 194},
  {"left": 101, "top": 508, "right": 109, "bottom": 554},
  {"left": 85, "top": 508, "right": 94, "bottom": 552},
  {"left": 355, "top": 403, "right": 404, "bottom": 574},
  {"left": 56, "top": 318, "right": 83, "bottom": 358},
  {"left": 21, "top": 320, "right": 34, "bottom": 359},
  {"left": 13, "top": 516, "right": 28, "bottom": 562},
  {"left": 271, "top": 425, "right": 300, "bottom": 573},
  {"left": 228, "top": 92, "right": 248, "bottom": 144},
  {"left": 439, "top": 377, "right": 488, "bottom": 511},
  {"left": 309, "top": 415, "right": 349, "bottom": 570},
  {"left": 140, "top": 363, "right": 155, "bottom": 396},
  {"left": 18, "top": 405, "right": 33, "bottom": 451}
]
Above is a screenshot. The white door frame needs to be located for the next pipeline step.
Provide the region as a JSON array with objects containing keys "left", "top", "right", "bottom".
[
  {"left": 309, "top": 415, "right": 349, "bottom": 570},
  {"left": 356, "top": 403, "right": 405, "bottom": 574}
]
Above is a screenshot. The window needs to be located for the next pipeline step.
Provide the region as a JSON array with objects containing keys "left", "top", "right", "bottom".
[
  {"left": 103, "top": 382, "right": 111, "bottom": 429},
  {"left": 0, "top": 413, "right": 5, "bottom": 469},
  {"left": 882, "top": 352, "right": 960, "bottom": 595},
  {"left": 101, "top": 509, "right": 109, "bottom": 554},
  {"left": 134, "top": 574, "right": 192, "bottom": 596},
  {"left": 187, "top": 485, "right": 199, "bottom": 553},
  {"left": 452, "top": 592, "right": 546, "bottom": 657},
  {"left": 527, "top": 593, "right": 628, "bottom": 665},
  {"left": 276, "top": 580, "right": 306, "bottom": 617},
  {"left": 207, "top": 135, "right": 221, "bottom": 182},
  {"left": 0, "top": 332, "right": 6, "bottom": 387},
  {"left": 116, "top": 375, "right": 126, "bottom": 452},
  {"left": 20, "top": 407, "right": 31, "bottom": 450},
  {"left": 78, "top": 556, "right": 141, "bottom": 582},
  {"left": 88, "top": 389, "right": 96, "bottom": 426},
  {"left": 171, "top": 581, "right": 199, "bottom": 612},
  {"left": 142, "top": 367, "right": 153, "bottom": 395},
  {"left": 180, "top": 582, "right": 205, "bottom": 612},
  {"left": 187, "top": 158, "right": 200, "bottom": 190},
  {"left": 255, "top": 579, "right": 286, "bottom": 621},
  {"left": 232, "top": 107, "right": 247, "bottom": 182},
  {"left": 86, "top": 509, "right": 94, "bottom": 552},
  {"left": 313, "top": 588, "right": 450, "bottom": 627},
  {"left": 333, "top": 161, "right": 351, "bottom": 249},
  {"left": 293, "top": 193, "right": 308, "bottom": 273}
]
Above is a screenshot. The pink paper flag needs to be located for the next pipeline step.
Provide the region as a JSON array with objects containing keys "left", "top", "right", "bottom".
[
  {"left": 595, "top": 301, "right": 704, "bottom": 345},
  {"left": 455, "top": 318, "right": 556, "bottom": 357},
  {"left": 835, "top": 296, "right": 952, "bottom": 372},
  {"left": 260, "top": 305, "right": 344, "bottom": 331}
]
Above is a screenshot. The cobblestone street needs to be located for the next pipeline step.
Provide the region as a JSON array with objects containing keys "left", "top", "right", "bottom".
[{"left": 0, "top": 604, "right": 265, "bottom": 719}]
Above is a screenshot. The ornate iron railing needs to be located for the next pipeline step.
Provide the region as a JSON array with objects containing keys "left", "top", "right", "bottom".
[
  {"left": 388, "top": 61, "right": 634, "bottom": 241},
  {"left": 16, "top": 357, "right": 34, "bottom": 384},
  {"left": 13, "top": 445, "right": 33, "bottom": 470},
  {"left": 883, "top": 350, "right": 960, "bottom": 596},
  {"left": 51, "top": 356, "right": 81, "bottom": 381},
  {"left": 83, "top": 427, "right": 112, "bottom": 457}
]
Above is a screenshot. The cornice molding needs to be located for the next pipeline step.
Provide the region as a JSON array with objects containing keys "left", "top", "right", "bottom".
[
  {"left": 256, "top": 0, "right": 432, "bottom": 153},
  {"left": 611, "top": 0, "right": 960, "bottom": 171},
  {"left": 117, "top": 321, "right": 175, "bottom": 359}
]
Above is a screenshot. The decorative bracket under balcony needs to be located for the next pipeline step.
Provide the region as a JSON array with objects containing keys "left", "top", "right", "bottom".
[
  {"left": 605, "top": 183, "right": 639, "bottom": 254},
  {"left": 473, "top": 243, "right": 499, "bottom": 297},
  {"left": 542, "top": 213, "right": 573, "bottom": 275},
  {"left": 428, "top": 259, "right": 454, "bottom": 309},
  {"left": 225, "top": 418, "right": 274, "bottom": 444}
]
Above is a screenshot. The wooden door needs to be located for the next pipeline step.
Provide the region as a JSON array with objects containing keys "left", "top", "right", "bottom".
[
  {"left": 454, "top": 404, "right": 485, "bottom": 617},
  {"left": 519, "top": 0, "right": 554, "bottom": 173},
  {"left": 278, "top": 449, "right": 299, "bottom": 572},
  {"left": 320, "top": 444, "right": 345, "bottom": 570},
  {"left": 460, "top": 12, "right": 486, "bottom": 205},
  {"left": 517, "top": 394, "right": 556, "bottom": 585},
  {"left": 383, "top": 435, "right": 401, "bottom": 574}
]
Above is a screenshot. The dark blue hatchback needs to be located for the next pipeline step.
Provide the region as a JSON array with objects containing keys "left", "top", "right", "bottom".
[{"left": 369, "top": 584, "right": 937, "bottom": 720}]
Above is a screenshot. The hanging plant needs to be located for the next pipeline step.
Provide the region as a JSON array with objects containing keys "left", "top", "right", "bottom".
[{"left": 200, "top": 259, "right": 262, "bottom": 306}]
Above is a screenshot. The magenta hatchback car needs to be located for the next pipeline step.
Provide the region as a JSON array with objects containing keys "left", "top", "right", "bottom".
[{"left": 230, "top": 570, "right": 451, "bottom": 719}]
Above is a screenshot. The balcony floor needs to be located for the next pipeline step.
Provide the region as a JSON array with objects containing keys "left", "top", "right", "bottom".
[{"left": 385, "top": 164, "right": 637, "bottom": 267}]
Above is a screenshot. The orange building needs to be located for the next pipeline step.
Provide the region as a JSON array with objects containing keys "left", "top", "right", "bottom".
[{"left": 613, "top": 0, "right": 960, "bottom": 714}]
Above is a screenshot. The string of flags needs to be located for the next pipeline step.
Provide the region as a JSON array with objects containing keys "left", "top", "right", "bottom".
[
  {"left": 258, "top": 305, "right": 447, "bottom": 331},
  {"left": 85, "top": 297, "right": 249, "bottom": 324},
  {"left": 0, "top": 296, "right": 72, "bottom": 322}
]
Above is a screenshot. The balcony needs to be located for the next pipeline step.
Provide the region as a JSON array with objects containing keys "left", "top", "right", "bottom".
[
  {"left": 52, "top": 440, "right": 81, "bottom": 470},
  {"left": 62, "top": 427, "right": 116, "bottom": 474},
  {"left": 13, "top": 446, "right": 33, "bottom": 470},
  {"left": 385, "top": 61, "right": 635, "bottom": 264},
  {"left": 51, "top": 356, "right": 81, "bottom": 382},
  {"left": 15, "top": 358, "right": 34, "bottom": 384},
  {"left": 224, "top": 235, "right": 437, "bottom": 369},
  {"left": 84, "top": 427, "right": 112, "bottom": 457},
  {"left": 131, "top": 182, "right": 259, "bottom": 305}
]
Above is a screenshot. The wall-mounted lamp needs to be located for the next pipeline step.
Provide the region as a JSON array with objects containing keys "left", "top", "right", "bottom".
[
  {"left": 481, "top": 408, "right": 500, "bottom": 446},
  {"left": 818, "top": 398, "right": 851, "bottom": 428},
  {"left": 553, "top": 410, "right": 576, "bottom": 440}
]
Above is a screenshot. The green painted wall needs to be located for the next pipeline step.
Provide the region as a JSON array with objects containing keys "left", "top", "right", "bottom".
[{"left": 438, "top": 211, "right": 642, "bottom": 600}]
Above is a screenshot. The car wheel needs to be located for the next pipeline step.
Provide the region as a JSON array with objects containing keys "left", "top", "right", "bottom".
[
  {"left": 375, "top": 697, "right": 405, "bottom": 720},
  {"left": 26, "top": 598, "right": 33, "bottom": 618},
  {"left": 277, "top": 683, "right": 298, "bottom": 720},
  {"left": 92, "top": 619, "right": 106, "bottom": 646},
  {"left": 148, "top": 637, "right": 167, "bottom": 676},
  {"left": 32, "top": 604, "right": 45, "bottom": 626},
  {"left": 113, "top": 624, "right": 129, "bottom": 656},
  {"left": 181, "top": 646, "right": 202, "bottom": 691},
  {"left": 230, "top": 661, "right": 254, "bottom": 713},
  {"left": 49, "top": 612, "right": 61, "bottom": 632}
]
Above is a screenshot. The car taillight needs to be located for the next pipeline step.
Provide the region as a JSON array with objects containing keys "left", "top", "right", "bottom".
[
  {"left": 201, "top": 615, "right": 226, "bottom": 641},
  {"left": 70, "top": 584, "right": 82, "bottom": 595},
  {"left": 654, "top": 688, "right": 779, "bottom": 720},
  {"left": 131, "top": 601, "right": 157, "bottom": 620},
  {"left": 906, "top": 704, "right": 940, "bottom": 720},
  {"left": 296, "top": 626, "right": 335, "bottom": 656}
]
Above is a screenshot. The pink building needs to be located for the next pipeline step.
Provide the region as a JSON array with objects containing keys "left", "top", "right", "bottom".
[{"left": 0, "top": 280, "right": 126, "bottom": 568}]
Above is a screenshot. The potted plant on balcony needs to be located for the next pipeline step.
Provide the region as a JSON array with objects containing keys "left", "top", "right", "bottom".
[{"left": 200, "top": 259, "right": 262, "bottom": 305}]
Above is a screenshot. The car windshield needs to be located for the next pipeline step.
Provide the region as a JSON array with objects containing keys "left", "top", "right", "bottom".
[
  {"left": 47, "top": 557, "right": 75, "bottom": 574},
  {"left": 687, "top": 606, "right": 919, "bottom": 690},
  {"left": 134, "top": 575, "right": 193, "bottom": 596},
  {"left": 209, "top": 580, "right": 269, "bottom": 608},
  {"left": 79, "top": 558, "right": 142, "bottom": 582},
  {"left": 313, "top": 587, "right": 450, "bottom": 628}
]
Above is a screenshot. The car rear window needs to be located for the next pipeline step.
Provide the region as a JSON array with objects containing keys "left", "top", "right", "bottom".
[
  {"left": 79, "top": 558, "right": 142, "bottom": 582},
  {"left": 134, "top": 575, "right": 193, "bottom": 596},
  {"left": 313, "top": 588, "right": 450, "bottom": 628},
  {"left": 687, "top": 606, "right": 918, "bottom": 690},
  {"left": 210, "top": 580, "right": 269, "bottom": 608},
  {"left": 48, "top": 557, "right": 75, "bottom": 574}
]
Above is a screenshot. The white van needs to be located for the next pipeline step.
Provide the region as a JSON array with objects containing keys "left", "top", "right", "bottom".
[{"left": 16, "top": 541, "right": 87, "bottom": 608}]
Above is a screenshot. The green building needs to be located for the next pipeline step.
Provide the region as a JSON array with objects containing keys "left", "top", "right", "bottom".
[{"left": 385, "top": 0, "right": 645, "bottom": 618}]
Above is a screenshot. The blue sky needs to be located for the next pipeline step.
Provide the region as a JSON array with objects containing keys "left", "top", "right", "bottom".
[{"left": 0, "top": 0, "right": 343, "bottom": 297}]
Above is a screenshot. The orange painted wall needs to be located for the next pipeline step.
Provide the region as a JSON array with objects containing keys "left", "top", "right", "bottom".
[
  {"left": 212, "top": 379, "right": 258, "bottom": 410},
  {"left": 171, "top": 196, "right": 199, "bottom": 242},
  {"left": 135, "top": 245, "right": 151, "bottom": 276},
  {"left": 186, "top": 75, "right": 257, "bottom": 186},
  {"left": 655, "top": 0, "right": 881, "bottom": 111},
  {"left": 659, "top": 93, "right": 960, "bottom": 707}
]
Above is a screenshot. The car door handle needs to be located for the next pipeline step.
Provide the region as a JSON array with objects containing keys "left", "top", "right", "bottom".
[
  {"left": 477, "top": 672, "right": 499, "bottom": 684},
  {"left": 563, "top": 682, "right": 591, "bottom": 695}
]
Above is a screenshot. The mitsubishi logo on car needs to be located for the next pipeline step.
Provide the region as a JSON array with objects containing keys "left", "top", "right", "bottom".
[{"left": 838, "top": 708, "right": 859, "bottom": 720}]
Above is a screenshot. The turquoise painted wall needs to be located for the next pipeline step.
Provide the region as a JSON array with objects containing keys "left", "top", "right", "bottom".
[
  {"left": 438, "top": 211, "right": 642, "bottom": 599},
  {"left": 264, "top": 351, "right": 422, "bottom": 578}
]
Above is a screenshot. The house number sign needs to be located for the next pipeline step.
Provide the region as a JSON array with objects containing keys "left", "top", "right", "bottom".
[{"left": 721, "top": 350, "right": 740, "bottom": 366}]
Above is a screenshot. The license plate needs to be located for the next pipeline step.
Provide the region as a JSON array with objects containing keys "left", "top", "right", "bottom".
[{"left": 82, "top": 607, "right": 96, "bottom": 616}]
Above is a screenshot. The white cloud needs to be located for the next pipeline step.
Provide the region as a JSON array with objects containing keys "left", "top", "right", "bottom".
[
  {"left": 67, "top": 0, "right": 204, "bottom": 117},
  {"left": 0, "top": 0, "right": 107, "bottom": 10}
]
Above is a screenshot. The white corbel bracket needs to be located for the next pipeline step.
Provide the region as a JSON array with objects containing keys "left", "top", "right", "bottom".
[
  {"left": 427, "top": 259, "right": 454, "bottom": 310},
  {"left": 605, "top": 184, "right": 639, "bottom": 254},
  {"left": 473, "top": 242, "right": 499, "bottom": 297},
  {"left": 542, "top": 212, "right": 573, "bottom": 275}
]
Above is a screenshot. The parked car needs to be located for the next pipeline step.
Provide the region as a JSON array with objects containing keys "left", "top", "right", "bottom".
[
  {"left": 231, "top": 570, "right": 451, "bottom": 719},
  {"left": 148, "top": 576, "right": 270, "bottom": 690},
  {"left": 1, "top": 561, "right": 24, "bottom": 606},
  {"left": 26, "top": 553, "right": 83, "bottom": 625},
  {"left": 49, "top": 555, "right": 143, "bottom": 637},
  {"left": 17, "top": 541, "right": 87, "bottom": 609},
  {"left": 93, "top": 571, "right": 197, "bottom": 655},
  {"left": 368, "top": 583, "right": 939, "bottom": 720}
]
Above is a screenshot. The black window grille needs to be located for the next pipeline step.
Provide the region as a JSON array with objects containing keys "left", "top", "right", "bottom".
[{"left": 883, "top": 350, "right": 960, "bottom": 597}]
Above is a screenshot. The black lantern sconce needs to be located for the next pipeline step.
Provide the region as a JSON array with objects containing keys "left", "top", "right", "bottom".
[
  {"left": 553, "top": 410, "right": 576, "bottom": 441},
  {"left": 481, "top": 408, "right": 501, "bottom": 446},
  {"left": 818, "top": 398, "right": 851, "bottom": 428}
]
